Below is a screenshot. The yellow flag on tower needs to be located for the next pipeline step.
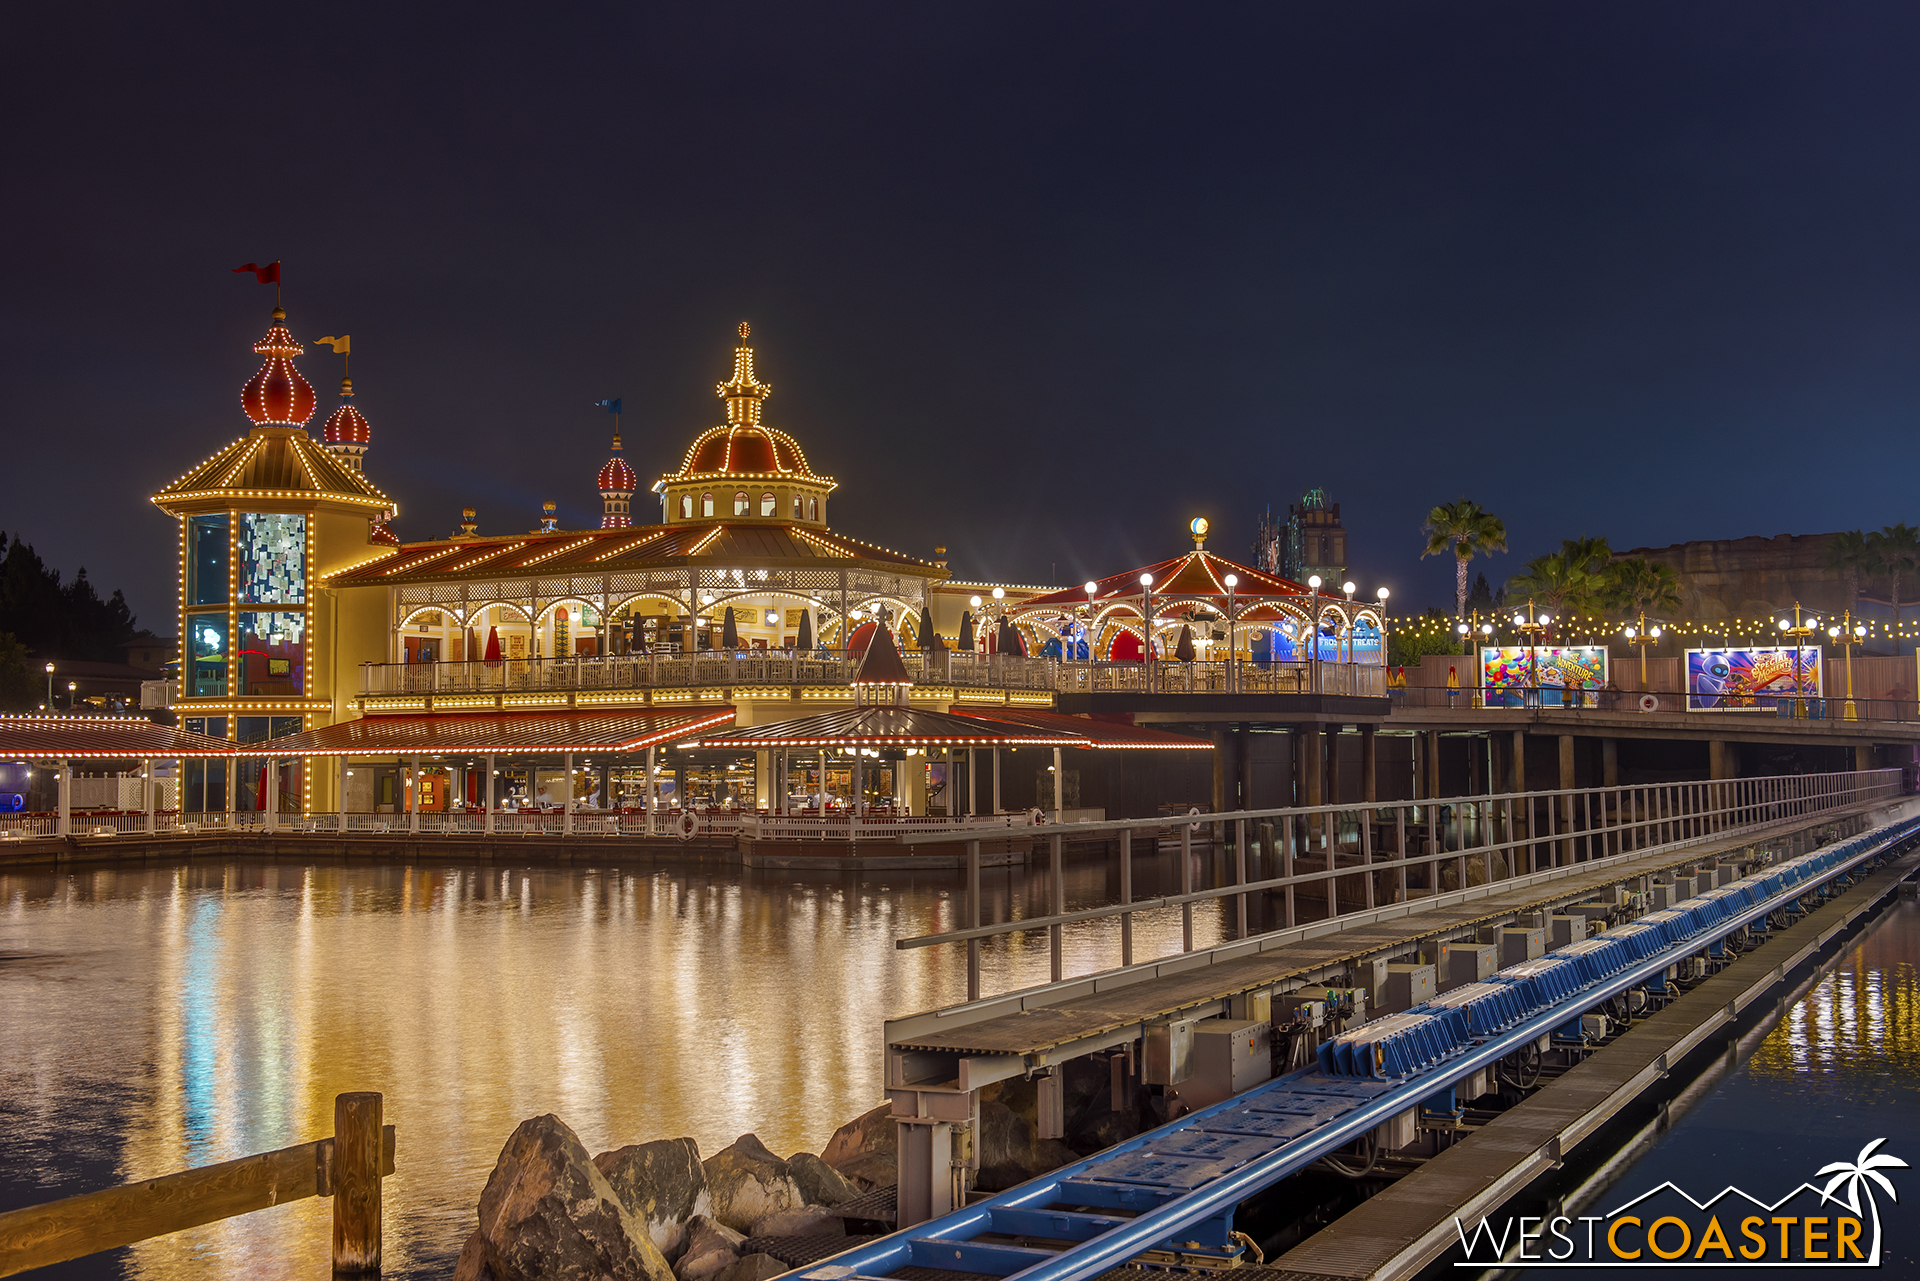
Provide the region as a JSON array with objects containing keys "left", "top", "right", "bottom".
[{"left": 313, "top": 335, "right": 350, "bottom": 353}]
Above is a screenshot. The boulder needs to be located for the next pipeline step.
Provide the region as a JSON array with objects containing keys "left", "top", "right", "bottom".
[
  {"left": 452, "top": 1114, "right": 673, "bottom": 1281},
  {"left": 820, "top": 1104, "right": 894, "bottom": 1174},
  {"left": 674, "top": 1214, "right": 746, "bottom": 1281},
  {"left": 702, "top": 1135, "right": 804, "bottom": 1233},
  {"left": 714, "top": 1254, "right": 789, "bottom": 1281},
  {"left": 974, "top": 1100, "right": 1077, "bottom": 1193},
  {"left": 595, "top": 1137, "right": 713, "bottom": 1259},
  {"left": 750, "top": 1206, "right": 845, "bottom": 1238},
  {"left": 827, "top": 1151, "right": 895, "bottom": 1191},
  {"left": 784, "top": 1152, "right": 857, "bottom": 1207}
]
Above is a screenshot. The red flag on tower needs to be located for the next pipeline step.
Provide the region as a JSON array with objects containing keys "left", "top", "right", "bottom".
[{"left": 232, "top": 261, "right": 280, "bottom": 284}]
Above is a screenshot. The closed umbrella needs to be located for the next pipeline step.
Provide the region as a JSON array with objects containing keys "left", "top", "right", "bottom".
[
  {"left": 484, "top": 626, "right": 502, "bottom": 664},
  {"left": 722, "top": 606, "right": 739, "bottom": 649},
  {"left": 957, "top": 610, "right": 974, "bottom": 651},
  {"left": 796, "top": 609, "right": 813, "bottom": 652},
  {"left": 919, "top": 605, "right": 936, "bottom": 651},
  {"left": 1175, "top": 624, "right": 1196, "bottom": 662}
]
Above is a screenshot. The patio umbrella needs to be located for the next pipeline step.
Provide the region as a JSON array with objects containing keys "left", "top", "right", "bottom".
[
  {"left": 796, "top": 609, "right": 813, "bottom": 652},
  {"left": 957, "top": 610, "right": 974, "bottom": 651},
  {"left": 927, "top": 627, "right": 946, "bottom": 652},
  {"left": 1175, "top": 624, "right": 1196, "bottom": 662},
  {"left": 722, "top": 606, "right": 739, "bottom": 649},
  {"left": 919, "top": 605, "right": 936, "bottom": 650},
  {"left": 483, "top": 626, "right": 502, "bottom": 663}
]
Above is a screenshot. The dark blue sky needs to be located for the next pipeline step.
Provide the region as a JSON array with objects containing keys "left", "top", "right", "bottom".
[{"left": 7, "top": 4, "right": 1920, "bottom": 627}]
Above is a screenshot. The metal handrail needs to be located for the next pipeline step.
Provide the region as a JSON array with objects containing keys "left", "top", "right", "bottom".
[{"left": 896, "top": 768, "right": 1901, "bottom": 1001}]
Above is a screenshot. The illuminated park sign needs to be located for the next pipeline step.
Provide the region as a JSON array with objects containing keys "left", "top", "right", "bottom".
[
  {"left": 1686, "top": 647, "right": 1821, "bottom": 712},
  {"left": 1480, "top": 646, "right": 1609, "bottom": 708}
]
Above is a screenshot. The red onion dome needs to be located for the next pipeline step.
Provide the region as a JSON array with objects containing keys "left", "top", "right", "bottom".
[
  {"left": 322, "top": 377, "right": 371, "bottom": 445},
  {"left": 368, "top": 515, "right": 401, "bottom": 547},
  {"left": 598, "top": 433, "right": 637, "bottom": 492},
  {"left": 241, "top": 308, "right": 316, "bottom": 426}
]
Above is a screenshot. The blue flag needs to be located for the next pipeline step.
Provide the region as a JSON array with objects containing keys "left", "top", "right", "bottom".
[{"left": 594, "top": 398, "right": 622, "bottom": 414}]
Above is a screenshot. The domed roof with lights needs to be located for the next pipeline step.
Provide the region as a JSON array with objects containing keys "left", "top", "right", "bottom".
[
  {"left": 241, "top": 308, "right": 317, "bottom": 427},
  {"left": 322, "top": 379, "right": 371, "bottom": 446},
  {"left": 598, "top": 434, "right": 637, "bottom": 493},
  {"left": 658, "top": 324, "right": 835, "bottom": 488}
]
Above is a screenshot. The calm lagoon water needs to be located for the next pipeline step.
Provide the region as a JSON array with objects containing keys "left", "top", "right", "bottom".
[{"left": 0, "top": 856, "right": 1232, "bottom": 1279}]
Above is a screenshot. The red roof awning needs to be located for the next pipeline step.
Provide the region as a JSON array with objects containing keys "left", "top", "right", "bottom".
[
  {"left": 234, "top": 706, "right": 736, "bottom": 756},
  {"left": 0, "top": 715, "right": 236, "bottom": 759},
  {"left": 950, "top": 707, "right": 1213, "bottom": 749}
]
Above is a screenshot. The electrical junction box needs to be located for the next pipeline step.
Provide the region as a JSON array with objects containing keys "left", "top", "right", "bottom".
[
  {"left": 1581, "top": 1014, "right": 1609, "bottom": 1040},
  {"left": 1183, "top": 1019, "right": 1273, "bottom": 1109},
  {"left": 1648, "top": 883, "right": 1675, "bottom": 911},
  {"left": 1548, "top": 915, "right": 1588, "bottom": 948},
  {"left": 1383, "top": 963, "right": 1436, "bottom": 1013},
  {"left": 1143, "top": 1016, "right": 1197, "bottom": 1085},
  {"left": 1494, "top": 927, "right": 1546, "bottom": 967},
  {"left": 1714, "top": 864, "right": 1738, "bottom": 887},
  {"left": 1229, "top": 987, "right": 1272, "bottom": 1024},
  {"left": 1564, "top": 902, "right": 1612, "bottom": 928},
  {"left": 1374, "top": 1107, "right": 1418, "bottom": 1151},
  {"left": 1669, "top": 875, "right": 1698, "bottom": 900},
  {"left": 1322, "top": 986, "right": 1369, "bottom": 1025},
  {"left": 1439, "top": 942, "right": 1497, "bottom": 990},
  {"left": 1453, "top": 1066, "right": 1492, "bottom": 1101},
  {"left": 1274, "top": 994, "right": 1326, "bottom": 1027}
]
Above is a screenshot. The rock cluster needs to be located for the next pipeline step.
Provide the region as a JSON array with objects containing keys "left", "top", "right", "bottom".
[{"left": 453, "top": 1121, "right": 862, "bottom": 1281}]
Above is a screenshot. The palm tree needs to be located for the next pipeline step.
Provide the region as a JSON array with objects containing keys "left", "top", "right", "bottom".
[
  {"left": 1817, "top": 1138, "right": 1907, "bottom": 1265},
  {"left": 1608, "top": 557, "right": 1682, "bottom": 620},
  {"left": 1507, "top": 551, "right": 1604, "bottom": 634},
  {"left": 1422, "top": 499, "right": 1508, "bottom": 621},
  {"left": 1826, "top": 530, "right": 1875, "bottom": 614},
  {"left": 1870, "top": 524, "right": 1920, "bottom": 654}
]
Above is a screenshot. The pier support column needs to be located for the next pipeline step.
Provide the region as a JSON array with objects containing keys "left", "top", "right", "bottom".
[
  {"left": 1709, "top": 739, "right": 1733, "bottom": 780},
  {"left": 1302, "top": 725, "right": 1323, "bottom": 807},
  {"left": 1211, "top": 729, "right": 1229, "bottom": 817},
  {"left": 1602, "top": 738, "right": 1618, "bottom": 787},
  {"left": 1361, "top": 725, "right": 1377, "bottom": 803},
  {"left": 1292, "top": 728, "right": 1308, "bottom": 807},
  {"left": 1558, "top": 735, "right": 1576, "bottom": 865},
  {"left": 1467, "top": 734, "right": 1484, "bottom": 795},
  {"left": 1856, "top": 744, "right": 1876, "bottom": 774},
  {"left": 1326, "top": 725, "right": 1344, "bottom": 805},
  {"left": 1510, "top": 731, "right": 1525, "bottom": 793},
  {"left": 1237, "top": 723, "right": 1253, "bottom": 809},
  {"left": 1425, "top": 730, "right": 1441, "bottom": 801}
]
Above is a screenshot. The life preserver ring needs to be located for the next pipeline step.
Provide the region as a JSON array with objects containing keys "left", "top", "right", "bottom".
[
  {"left": 1029, "top": 807, "right": 1047, "bottom": 825},
  {"left": 1188, "top": 805, "right": 1204, "bottom": 833},
  {"left": 675, "top": 810, "right": 703, "bottom": 841},
  {"left": 1638, "top": 693, "right": 1660, "bottom": 713}
]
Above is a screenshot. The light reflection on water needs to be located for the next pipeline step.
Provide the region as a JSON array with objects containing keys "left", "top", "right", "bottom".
[{"left": 0, "top": 853, "right": 1235, "bottom": 1279}]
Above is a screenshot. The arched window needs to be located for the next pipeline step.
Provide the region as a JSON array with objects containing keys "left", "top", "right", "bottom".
[
  {"left": 733, "top": 491, "right": 749, "bottom": 516},
  {"left": 701, "top": 492, "right": 714, "bottom": 518},
  {"left": 760, "top": 492, "right": 775, "bottom": 516},
  {"left": 791, "top": 494, "right": 802, "bottom": 519},
  {"left": 680, "top": 494, "right": 692, "bottom": 519},
  {"left": 807, "top": 497, "right": 817, "bottom": 521}
]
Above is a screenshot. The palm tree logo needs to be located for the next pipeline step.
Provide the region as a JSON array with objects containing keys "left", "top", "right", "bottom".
[{"left": 1816, "top": 1138, "right": 1908, "bottom": 1266}]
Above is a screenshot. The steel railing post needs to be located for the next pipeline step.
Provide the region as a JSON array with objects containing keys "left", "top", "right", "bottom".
[
  {"left": 1234, "top": 816, "right": 1248, "bottom": 938},
  {"left": 1119, "top": 829, "right": 1133, "bottom": 967},
  {"left": 1180, "top": 821, "right": 1194, "bottom": 949},
  {"left": 1051, "top": 833, "right": 1065, "bottom": 982}
]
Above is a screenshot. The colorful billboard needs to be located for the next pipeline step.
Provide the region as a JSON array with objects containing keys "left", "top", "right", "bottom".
[
  {"left": 1480, "top": 646, "right": 1609, "bottom": 708},
  {"left": 1685, "top": 647, "right": 1821, "bottom": 711}
]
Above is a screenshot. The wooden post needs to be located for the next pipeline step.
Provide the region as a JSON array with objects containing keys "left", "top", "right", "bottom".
[
  {"left": 965, "top": 840, "right": 981, "bottom": 1000},
  {"left": 333, "top": 1092, "right": 383, "bottom": 1273}
]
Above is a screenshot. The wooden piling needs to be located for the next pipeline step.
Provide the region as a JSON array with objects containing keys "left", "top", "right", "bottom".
[{"left": 332, "top": 1092, "right": 383, "bottom": 1273}]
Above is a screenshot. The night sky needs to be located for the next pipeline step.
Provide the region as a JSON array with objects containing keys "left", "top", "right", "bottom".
[{"left": 9, "top": 4, "right": 1920, "bottom": 628}]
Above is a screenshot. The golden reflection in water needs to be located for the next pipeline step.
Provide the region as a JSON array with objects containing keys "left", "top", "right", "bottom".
[
  {"left": 0, "top": 854, "right": 1231, "bottom": 1279},
  {"left": 1747, "top": 900, "right": 1920, "bottom": 1094}
]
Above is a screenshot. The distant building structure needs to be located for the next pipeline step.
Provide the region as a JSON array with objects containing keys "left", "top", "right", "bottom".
[{"left": 1282, "top": 488, "right": 1347, "bottom": 586}]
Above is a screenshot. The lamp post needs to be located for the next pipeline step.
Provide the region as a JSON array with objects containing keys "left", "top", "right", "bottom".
[
  {"left": 1307, "top": 575, "right": 1322, "bottom": 693},
  {"left": 1776, "top": 602, "right": 1820, "bottom": 719},
  {"left": 1223, "top": 574, "right": 1237, "bottom": 692},
  {"left": 1828, "top": 611, "right": 1867, "bottom": 721},
  {"left": 66, "top": 681, "right": 77, "bottom": 712},
  {"left": 1375, "top": 587, "right": 1390, "bottom": 678},
  {"left": 1341, "top": 581, "right": 1356, "bottom": 667},
  {"left": 1139, "top": 573, "right": 1154, "bottom": 688},
  {"left": 44, "top": 662, "right": 54, "bottom": 711},
  {"left": 1512, "top": 599, "right": 1551, "bottom": 707},
  {"left": 1083, "top": 582, "right": 1097, "bottom": 667},
  {"left": 1622, "top": 610, "right": 1662, "bottom": 690}
]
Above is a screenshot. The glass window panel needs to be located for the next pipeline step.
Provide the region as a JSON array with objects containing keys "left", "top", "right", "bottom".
[
  {"left": 188, "top": 515, "right": 230, "bottom": 607},
  {"left": 187, "top": 613, "right": 228, "bottom": 697},
  {"left": 236, "top": 612, "right": 306, "bottom": 696},
  {"left": 733, "top": 491, "right": 749, "bottom": 516},
  {"left": 239, "top": 513, "right": 306, "bottom": 604},
  {"left": 760, "top": 492, "right": 775, "bottom": 516},
  {"left": 236, "top": 716, "right": 271, "bottom": 744},
  {"left": 701, "top": 492, "right": 713, "bottom": 517}
]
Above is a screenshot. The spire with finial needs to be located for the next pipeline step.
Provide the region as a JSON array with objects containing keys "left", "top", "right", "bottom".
[
  {"left": 241, "top": 307, "right": 316, "bottom": 428},
  {"left": 715, "top": 321, "right": 772, "bottom": 427},
  {"left": 538, "top": 500, "right": 559, "bottom": 533},
  {"left": 598, "top": 432, "right": 637, "bottom": 528},
  {"left": 315, "top": 334, "right": 367, "bottom": 468}
]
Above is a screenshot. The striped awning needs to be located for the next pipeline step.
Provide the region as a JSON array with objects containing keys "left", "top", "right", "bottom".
[
  {"left": 234, "top": 706, "right": 736, "bottom": 756},
  {"left": 950, "top": 707, "right": 1212, "bottom": 749},
  {"left": 0, "top": 715, "right": 236, "bottom": 759},
  {"left": 692, "top": 705, "right": 1086, "bottom": 749}
]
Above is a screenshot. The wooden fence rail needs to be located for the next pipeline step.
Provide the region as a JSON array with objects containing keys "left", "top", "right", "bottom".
[{"left": 0, "top": 1091, "right": 393, "bottom": 1277}]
